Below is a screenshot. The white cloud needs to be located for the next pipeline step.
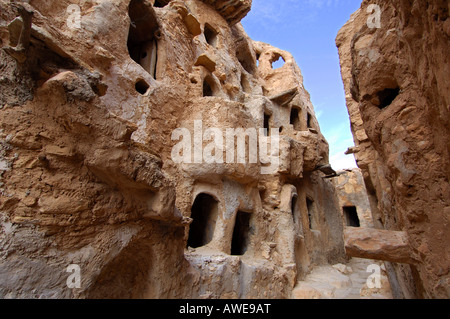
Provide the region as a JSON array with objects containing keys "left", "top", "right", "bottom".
[
  {"left": 330, "top": 150, "right": 357, "bottom": 170},
  {"left": 320, "top": 122, "right": 357, "bottom": 170}
]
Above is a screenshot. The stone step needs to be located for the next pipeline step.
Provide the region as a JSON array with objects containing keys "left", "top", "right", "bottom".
[{"left": 292, "top": 258, "right": 393, "bottom": 299}]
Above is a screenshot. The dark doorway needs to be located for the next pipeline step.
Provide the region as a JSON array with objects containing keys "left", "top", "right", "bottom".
[
  {"left": 263, "top": 112, "right": 271, "bottom": 136},
  {"left": 127, "top": 0, "right": 159, "bottom": 78},
  {"left": 376, "top": 87, "right": 400, "bottom": 109},
  {"left": 343, "top": 206, "right": 360, "bottom": 227},
  {"left": 306, "top": 197, "right": 315, "bottom": 230},
  {"left": 135, "top": 79, "right": 149, "bottom": 95},
  {"left": 153, "top": 0, "right": 170, "bottom": 7},
  {"left": 204, "top": 23, "right": 218, "bottom": 47},
  {"left": 291, "top": 194, "right": 298, "bottom": 221},
  {"left": 231, "top": 211, "right": 252, "bottom": 255},
  {"left": 290, "top": 107, "right": 301, "bottom": 131},
  {"left": 187, "top": 194, "right": 219, "bottom": 248},
  {"left": 307, "top": 112, "right": 313, "bottom": 129},
  {"left": 203, "top": 76, "right": 214, "bottom": 97}
]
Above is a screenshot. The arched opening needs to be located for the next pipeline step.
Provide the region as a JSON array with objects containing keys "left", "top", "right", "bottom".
[
  {"left": 376, "top": 87, "right": 400, "bottom": 109},
  {"left": 255, "top": 51, "right": 261, "bottom": 68},
  {"left": 187, "top": 194, "right": 219, "bottom": 249},
  {"left": 231, "top": 211, "right": 252, "bottom": 256},
  {"left": 270, "top": 53, "right": 285, "bottom": 69},
  {"left": 127, "top": 0, "right": 159, "bottom": 79},
  {"left": 204, "top": 23, "right": 218, "bottom": 47}
]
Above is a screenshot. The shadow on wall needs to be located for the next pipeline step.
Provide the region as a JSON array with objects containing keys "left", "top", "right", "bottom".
[{"left": 87, "top": 238, "right": 154, "bottom": 299}]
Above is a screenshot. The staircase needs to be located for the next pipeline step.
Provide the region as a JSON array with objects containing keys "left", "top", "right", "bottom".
[{"left": 292, "top": 258, "right": 393, "bottom": 299}]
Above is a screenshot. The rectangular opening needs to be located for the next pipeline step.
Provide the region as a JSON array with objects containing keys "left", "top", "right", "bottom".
[
  {"left": 203, "top": 76, "right": 214, "bottom": 97},
  {"left": 291, "top": 194, "right": 298, "bottom": 224},
  {"left": 343, "top": 206, "right": 360, "bottom": 227},
  {"left": 306, "top": 197, "right": 315, "bottom": 230},
  {"left": 307, "top": 112, "right": 313, "bottom": 129},
  {"left": 127, "top": 0, "right": 159, "bottom": 79},
  {"left": 231, "top": 211, "right": 251, "bottom": 256},
  {"left": 140, "top": 40, "right": 158, "bottom": 79},
  {"left": 128, "top": 41, "right": 158, "bottom": 80},
  {"left": 204, "top": 23, "right": 218, "bottom": 47},
  {"left": 263, "top": 113, "right": 271, "bottom": 136},
  {"left": 290, "top": 107, "right": 301, "bottom": 131}
]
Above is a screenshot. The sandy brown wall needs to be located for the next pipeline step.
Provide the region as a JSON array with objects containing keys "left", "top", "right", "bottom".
[{"left": 337, "top": 0, "right": 449, "bottom": 298}]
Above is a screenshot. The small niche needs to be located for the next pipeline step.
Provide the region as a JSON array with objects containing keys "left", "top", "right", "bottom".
[
  {"left": 291, "top": 194, "right": 298, "bottom": 222},
  {"left": 231, "top": 26, "right": 257, "bottom": 74},
  {"left": 376, "top": 87, "right": 400, "bottom": 109},
  {"left": 187, "top": 194, "right": 219, "bottom": 249},
  {"left": 236, "top": 45, "right": 256, "bottom": 75},
  {"left": 290, "top": 107, "right": 301, "bottom": 131},
  {"left": 231, "top": 211, "right": 252, "bottom": 256},
  {"left": 153, "top": 0, "right": 170, "bottom": 7},
  {"left": 306, "top": 197, "right": 315, "bottom": 230},
  {"left": 135, "top": 79, "right": 149, "bottom": 95},
  {"left": 263, "top": 112, "right": 271, "bottom": 136},
  {"left": 343, "top": 206, "right": 360, "bottom": 227},
  {"left": 204, "top": 23, "right": 218, "bottom": 47},
  {"left": 238, "top": 55, "right": 256, "bottom": 74},
  {"left": 307, "top": 112, "right": 313, "bottom": 129}
]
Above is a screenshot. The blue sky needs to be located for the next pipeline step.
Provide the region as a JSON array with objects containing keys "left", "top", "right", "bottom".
[{"left": 241, "top": 0, "right": 362, "bottom": 170}]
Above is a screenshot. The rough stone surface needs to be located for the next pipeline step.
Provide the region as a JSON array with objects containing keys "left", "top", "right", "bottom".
[
  {"left": 333, "top": 168, "right": 374, "bottom": 228},
  {"left": 199, "top": 0, "right": 252, "bottom": 26},
  {"left": 337, "top": 0, "right": 450, "bottom": 298},
  {"left": 344, "top": 227, "right": 413, "bottom": 264},
  {"left": 0, "top": 0, "right": 348, "bottom": 298},
  {"left": 292, "top": 167, "right": 395, "bottom": 299},
  {"left": 292, "top": 258, "right": 392, "bottom": 299}
]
